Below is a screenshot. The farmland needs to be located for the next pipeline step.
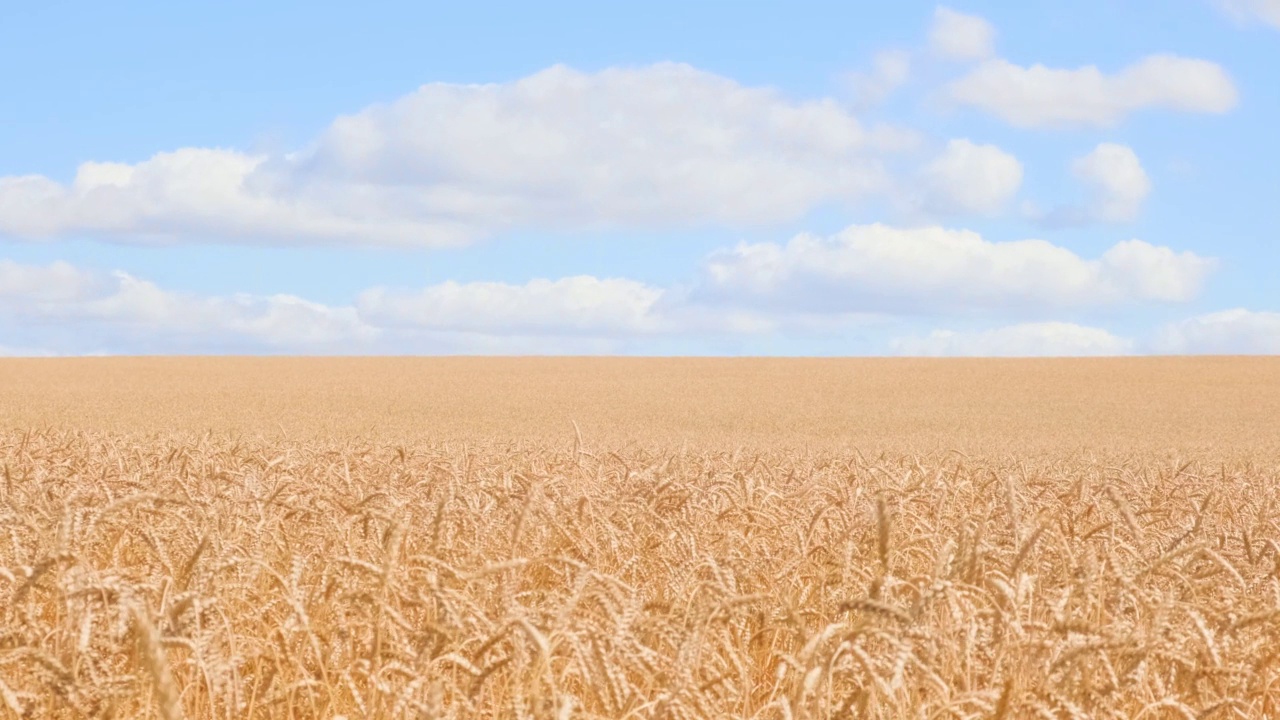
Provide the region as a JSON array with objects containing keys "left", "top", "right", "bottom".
[{"left": 2, "top": 357, "right": 1279, "bottom": 718}]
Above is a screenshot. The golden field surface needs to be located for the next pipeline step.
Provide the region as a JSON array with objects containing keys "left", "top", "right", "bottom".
[
  {"left": 1, "top": 357, "right": 1279, "bottom": 718},
  {"left": 2, "top": 356, "right": 1279, "bottom": 453}
]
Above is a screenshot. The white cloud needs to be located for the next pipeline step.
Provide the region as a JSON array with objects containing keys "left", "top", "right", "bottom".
[
  {"left": 358, "top": 277, "right": 776, "bottom": 337},
  {"left": 891, "top": 322, "right": 1134, "bottom": 356},
  {"left": 2, "top": 250, "right": 1258, "bottom": 357},
  {"left": 0, "top": 150, "right": 446, "bottom": 246},
  {"left": 1153, "top": 309, "right": 1280, "bottom": 354},
  {"left": 0, "top": 344, "right": 54, "bottom": 357},
  {"left": 284, "top": 62, "right": 913, "bottom": 227},
  {"left": 0, "top": 259, "right": 776, "bottom": 354},
  {"left": 0, "top": 260, "right": 378, "bottom": 351},
  {"left": 1096, "top": 240, "right": 1215, "bottom": 301},
  {"left": 0, "top": 64, "right": 915, "bottom": 247},
  {"left": 947, "top": 54, "right": 1238, "bottom": 127},
  {"left": 1034, "top": 143, "right": 1152, "bottom": 225},
  {"left": 357, "top": 277, "right": 668, "bottom": 336},
  {"left": 847, "top": 50, "right": 912, "bottom": 109},
  {"left": 929, "top": 7, "right": 996, "bottom": 61},
  {"left": 1218, "top": 0, "right": 1280, "bottom": 28},
  {"left": 698, "top": 224, "right": 1215, "bottom": 314},
  {"left": 1071, "top": 143, "right": 1151, "bottom": 222},
  {"left": 0, "top": 259, "right": 106, "bottom": 302},
  {"left": 918, "top": 139, "right": 1023, "bottom": 215}
]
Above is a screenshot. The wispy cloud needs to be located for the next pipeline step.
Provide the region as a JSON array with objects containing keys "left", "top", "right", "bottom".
[{"left": 1217, "top": 0, "right": 1280, "bottom": 29}]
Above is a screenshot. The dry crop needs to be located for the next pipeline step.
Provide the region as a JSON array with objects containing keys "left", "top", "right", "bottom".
[
  {"left": 1, "top": 357, "right": 1279, "bottom": 718},
  {"left": 2, "top": 356, "right": 1278, "bottom": 452},
  {"left": 5, "top": 433, "right": 1280, "bottom": 718}
]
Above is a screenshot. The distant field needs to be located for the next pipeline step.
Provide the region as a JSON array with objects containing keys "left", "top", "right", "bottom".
[
  {"left": 2, "top": 357, "right": 1279, "bottom": 718},
  {"left": 2, "top": 356, "right": 1278, "bottom": 454}
]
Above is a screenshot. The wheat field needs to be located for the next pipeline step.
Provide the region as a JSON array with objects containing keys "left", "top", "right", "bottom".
[{"left": 2, "top": 357, "right": 1279, "bottom": 718}]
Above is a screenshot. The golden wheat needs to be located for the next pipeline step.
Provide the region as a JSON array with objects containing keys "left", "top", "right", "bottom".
[
  {"left": 2, "top": 356, "right": 1278, "bottom": 454},
  {"left": 1, "top": 357, "right": 1278, "bottom": 717}
]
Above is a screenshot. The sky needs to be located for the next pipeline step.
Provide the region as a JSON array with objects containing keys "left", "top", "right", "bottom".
[{"left": 1, "top": 0, "right": 1278, "bottom": 356}]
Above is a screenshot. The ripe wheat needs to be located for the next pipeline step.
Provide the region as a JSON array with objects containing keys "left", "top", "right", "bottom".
[
  {"left": 3, "top": 432, "right": 1280, "bottom": 717},
  {"left": 1, "top": 357, "right": 1278, "bottom": 717}
]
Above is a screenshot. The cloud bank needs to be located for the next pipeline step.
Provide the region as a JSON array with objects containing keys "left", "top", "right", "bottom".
[
  {"left": 697, "top": 224, "right": 1214, "bottom": 314},
  {"left": 0, "top": 222, "right": 1219, "bottom": 354},
  {"left": 0, "top": 64, "right": 919, "bottom": 247}
]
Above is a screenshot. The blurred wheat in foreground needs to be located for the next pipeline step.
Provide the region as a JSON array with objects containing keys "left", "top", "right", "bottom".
[{"left": 4, "top": 430, "right": 1280, "bottom": 718}]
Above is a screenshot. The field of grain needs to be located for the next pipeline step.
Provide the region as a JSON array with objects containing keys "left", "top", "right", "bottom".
[{"left": 2, "top": 357, "right": 1279, "bottom": 718}]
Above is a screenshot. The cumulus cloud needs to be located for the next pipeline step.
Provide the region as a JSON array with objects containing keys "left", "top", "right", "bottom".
[
  {"left": 891, "top": 322, "right": 1134, "bottom": 356},
  {"left": 1033, "top": 143, "right": 1152, "bottom": 225},
  {"left": 1071, "top": 143, "right": 1151, "bottom": 221},
  {"left": 929, "top": 7, "right": 996, "bottom": 61},
  {"left": 947, "top": 54, "right": 1238, "bottom": 127},
  {"left": 1152, "top": 309, "right": 1280, "bottom": 354},
  {"left": 0, "top": 64, "right": 916, "bottom": 247},
  {"left": 1218, "top": 0, "right": 1280, "bottom": 28},
  {"left": 918, "top": 139, "right": 1023, "bottom": 215},
  {"left": 697, "top": 224, "right": 1215, "bottom": 314}
]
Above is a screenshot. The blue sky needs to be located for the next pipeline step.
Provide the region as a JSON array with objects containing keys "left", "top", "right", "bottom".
[{"left": 1, "top": 0, "right": 1277, "bottom": 356}]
